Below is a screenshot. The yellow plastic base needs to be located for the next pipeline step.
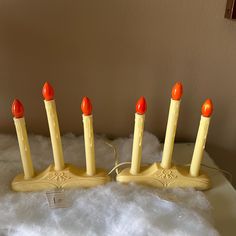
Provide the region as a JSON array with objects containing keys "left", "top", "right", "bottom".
[
  {"left": 12, "top": 164, "right": 111, "bottom": 192},
  {"left": 116, "top": 162, "right": 210, "bottom": 190}
]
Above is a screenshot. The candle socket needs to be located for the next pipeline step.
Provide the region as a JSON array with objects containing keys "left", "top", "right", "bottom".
[
  {"left": 161, "top": 99, "right": 180, "bottom": 169},
  {"left": 82, "top": 114, "right": 96, "bottom": 176},
  {"left": 44, "top": 100, "right": 65, "bottom": 171},
  {"left": 130, "top": 113, "right": 145, "bottom": 175},
  {"left": 117, "top": 162, "right": 210, "bottom": 190},
  {"left": 190, "top": 116, "right": 211, "bottom": 177},
  {"left": 14, "top": 117, "right": 34, "bottom": 180}
]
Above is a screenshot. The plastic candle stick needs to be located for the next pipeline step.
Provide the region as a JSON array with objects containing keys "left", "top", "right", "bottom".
[
  {"left": 130, "top": 96, "right": 147, "bottom": 175},
  {"left": 42, "top": 82, "right": 65, "bottom": 171},
  {"left": 161, "top": 82, "right": 183, "bottom": 169},
  {"left": 12, "top": 99, "right": 34, "bottom": 179},
  {"left": 81, "top": 97, "right": 96, "bottom": 176},
  {"left": 11, "top": 92, "right": 110, "bottom": 192},
  {"left": 190, "top": 99, "right": 213, "bottom": 177}
]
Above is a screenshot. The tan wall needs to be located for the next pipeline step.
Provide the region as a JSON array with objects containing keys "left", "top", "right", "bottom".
[{"left": 0, "top": 1, "right": 236, "bottom": 186}]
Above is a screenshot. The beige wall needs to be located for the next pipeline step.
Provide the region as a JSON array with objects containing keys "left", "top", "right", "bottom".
[{"left": 0, "top": 1, "right": 236, "bottom": 186}]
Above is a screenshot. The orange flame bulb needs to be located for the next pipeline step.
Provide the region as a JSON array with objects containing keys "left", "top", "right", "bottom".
[
  {"left": 136, "top": 96, "right": 147, "bottom": 115},
  {"left": 42, "top": 82, "right": 54, "bottom": 101},
  {"left": 201, "top": 99, "right": 213, "bottom": 117},
  {"left": 171, "top": 82, "right": 183, "bottom": 100},
  {"left": 12, "top": 99, "right": 24, "bottom": 118},
  {"left": 81, "top": 97, "right": 92, "bottom": 115}
]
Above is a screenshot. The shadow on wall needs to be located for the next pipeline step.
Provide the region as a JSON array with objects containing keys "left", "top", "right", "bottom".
[{"left": 207, "top": 145, "right": 236, "bottom": 188}]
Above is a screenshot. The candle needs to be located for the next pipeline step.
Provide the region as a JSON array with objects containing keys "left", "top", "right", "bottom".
[
  {"left": 161, "top": 82, "right": 183, "bottom": 169},
  {"left": 42, "top": 82, "right": 64, "bottom": 171},
  {"left": 190, "top": 99, "right": 213, "bottom": 177},
  {"left": 12, "top": 99, "right": 34, "bottom": 179},
  {"left": 81, "top": 97, "right": 96, "bottom": 176},
  {"left": 130, "top": 96, "right": 147, "bottom": 175}
]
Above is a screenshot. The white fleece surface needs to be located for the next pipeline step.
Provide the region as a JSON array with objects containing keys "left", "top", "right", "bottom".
[{"left": 0, "top": 132, "right": 219, "bottom": 236}]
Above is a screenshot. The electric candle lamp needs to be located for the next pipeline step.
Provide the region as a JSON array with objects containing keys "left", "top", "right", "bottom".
[
  {"left": 130, "top": 96, "right": 147, "bottom": 175},
  {"left": 81, "top": 96, "right": 96, "bottom": 176},
  {"left": 161, "top": 82, "right": 183, "bottom": 169},
  {"left": 42, "top": 82, "right": 64, "bottom": 171},
  {"left": 12, "top": 99, "right": 34, "bottom": 179},
  {"left": 11, "top": 87, "right": 110, "bottom": 192},
  {"left": 190, "top": 99, "right": 213, "bottom": 177},
  {"left": 11, "top": 82, "right": 213, "bottom": 192},
  {"left": 117, "top": 89, "right": 210, "bottom": 190}
]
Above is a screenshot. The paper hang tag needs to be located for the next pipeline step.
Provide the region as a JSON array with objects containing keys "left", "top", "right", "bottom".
[{"left": 45, "top": 189, "right": 71, "bottom": 209}]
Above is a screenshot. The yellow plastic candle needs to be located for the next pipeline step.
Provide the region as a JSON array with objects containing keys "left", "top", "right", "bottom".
[
  {"left": 190, "top": 99, "right": 213, "bottom": 177},
  {"left": 12, "top": 99, "right": 34, "bottom": 179},
  {"left": 130, "top": 96, "right": 147, "bottom": 175},
  {"left": 42, "top": 82, "right": 65, "bottom": 171},
  {"left": 81, "top": 97, "right": 96, "bottom": 176},
  {"left": 161, "top": 82, "right": 183, "bottom": 169}
]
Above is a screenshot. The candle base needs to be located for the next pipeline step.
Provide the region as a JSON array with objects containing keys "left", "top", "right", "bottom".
[
  {"left": 116, "top": 162, "right": 210, "bottom": 190},
  {"left": 12, "top": 164, "right": 110, "bottom": 192}
]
